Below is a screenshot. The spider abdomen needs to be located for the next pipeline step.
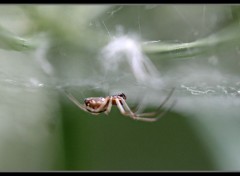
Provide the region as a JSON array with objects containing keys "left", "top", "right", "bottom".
[{"left": 84, "top": 97, "right": 107, "bottom": 112}]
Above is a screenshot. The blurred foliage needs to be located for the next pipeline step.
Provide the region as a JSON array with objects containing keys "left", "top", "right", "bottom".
[{"left": 1, "top": 4, "right": 240, "bottom": 171}]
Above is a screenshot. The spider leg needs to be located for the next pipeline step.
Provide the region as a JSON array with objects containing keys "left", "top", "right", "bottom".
[
  {"left": 116, "top": 88, "right": 176, "bottom": 122},
  {"left": 64, "top": 90, "right": 89, "bottom": 112},
  {"left": 104, "top": 97, "right": 113, "bottom": 115},
  {"left": 152, "top": 88, "right": 175, "bottom": 113},
  {"left": 115, "top": 98, "right": 128, "bottom": 114},
  {"left": 89, "top": 112, "right": 101, "bottom": 115},
  {"left": 136, "top": 100, "right": 177, "bottom": 121},
  {"left": 118, "top": 97, "right": 153, "bottom": 117},
  {"left": 130, "top": 87, "right": 176, "bottom": 117},
  {"left": 130, "top": 98, "right": 145, "bottom": 114},
  {"left": 115, "top": 98, "right": 159, "bottom": 122}
]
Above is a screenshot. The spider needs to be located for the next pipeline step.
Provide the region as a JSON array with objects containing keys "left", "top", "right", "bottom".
[{"left": 64, "top": 88, "right": 175, "bottom": 122}]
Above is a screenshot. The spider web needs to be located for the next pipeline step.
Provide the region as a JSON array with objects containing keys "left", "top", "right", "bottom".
[
  {"left": 2, "top": 5, "right": 240, "bottom": 101},
  {"left": 90, "top": 5, "right": 240, "bottom": 105},
  {"left": 1, "top": 5, "right": 240, "bottom": 169}
]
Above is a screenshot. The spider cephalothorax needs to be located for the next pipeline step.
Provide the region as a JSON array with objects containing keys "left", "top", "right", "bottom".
[{"left": 116, "top": 93, "right": 126, "bottom": 100}]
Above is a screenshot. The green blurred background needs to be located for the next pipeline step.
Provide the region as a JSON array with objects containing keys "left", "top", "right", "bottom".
[{"left": 0, "top": 5, "right": 240, "bottom": 171}]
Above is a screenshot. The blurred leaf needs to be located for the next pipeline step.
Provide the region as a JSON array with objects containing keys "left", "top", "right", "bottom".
[
  {"left": 21, "top": 5, "right": 112, "bottom": 50},
  {"left": 142, "top": 22, "right": 240, "bottom": 59},
  {"left": 0, "top": 25, "right": 36, "bottom": 51}
]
